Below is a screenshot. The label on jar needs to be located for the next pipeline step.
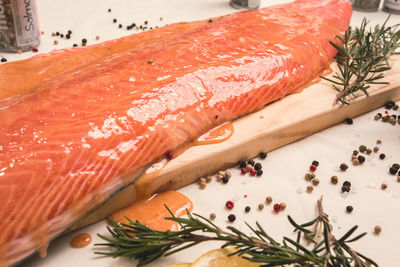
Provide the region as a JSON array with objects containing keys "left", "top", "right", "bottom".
[
  {"left": 0, "top": 0, "right": 39, "bottom": 51},
  {"left": 384, "top": 0, "right": 400, "bottom": 10},
  {"left": 11, "top": 0, "right": 39, "bottom": 47}
]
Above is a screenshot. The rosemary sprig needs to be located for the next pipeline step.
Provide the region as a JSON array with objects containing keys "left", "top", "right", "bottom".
[
  {"left": 95, "top": 197, "right": 377, "bottom": 266},
  {"left": 322, "top": 17, "right": 400, "bottom": 105}
]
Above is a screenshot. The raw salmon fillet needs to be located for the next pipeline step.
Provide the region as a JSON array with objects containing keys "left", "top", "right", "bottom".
[{"left": 0, "top": 0, "right": 352, "bottom": 265}]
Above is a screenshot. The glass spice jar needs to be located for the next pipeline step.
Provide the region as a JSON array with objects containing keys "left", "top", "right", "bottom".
[
  {"left": 230, "top": 0, "right": 260, "bottom": 10},
  {"left": 0, "top": 0, "right": 40, "bottom": 52},
  {"left": 350, "top": 0, "right": 381, "bottom": 12},
  {"left": 383, "top": 0, "right": 400, "bottom": 14}
]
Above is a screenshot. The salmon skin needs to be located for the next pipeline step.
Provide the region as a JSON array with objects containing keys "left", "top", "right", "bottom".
[{"left": 0, "top": 0, "right": 352, "bottom": 265}]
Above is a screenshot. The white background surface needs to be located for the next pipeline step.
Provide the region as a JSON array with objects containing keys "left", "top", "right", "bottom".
[{"left": 2, "top": 0, "right": 400, "bottom": 266}]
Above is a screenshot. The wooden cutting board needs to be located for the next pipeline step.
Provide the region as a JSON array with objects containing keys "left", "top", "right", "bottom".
[{"left": 72, "top": 57, "right": 400, "bottom": 229}]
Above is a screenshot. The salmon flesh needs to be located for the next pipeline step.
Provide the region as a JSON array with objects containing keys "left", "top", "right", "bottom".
[{"left": 0, "top": 0, "right": 352, "bottom": 265}]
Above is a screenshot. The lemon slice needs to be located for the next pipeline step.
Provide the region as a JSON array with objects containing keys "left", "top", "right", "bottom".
[{"left": 190, "top": 248, "right": 261, "bottom": 267}]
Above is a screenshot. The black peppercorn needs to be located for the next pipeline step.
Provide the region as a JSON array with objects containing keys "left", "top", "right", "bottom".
[
  {"left": 66, "top": 34, "right": 70, "bottom": 39},
  {"left": 259, "top": 152, "right": 267, "bottom": 159},
  {"left": 228, "top": 214, "right": 236, "bottom": 222},
  {"left": 245, "top": 206, "right": 251, "bottom": 213},
  {"left": 72, "top": 44, "right": 78, "bottom": 47},
  {"left": 345, "top": 118, "right": 353, "bottom": 125},
  {"left": 343, "top": 181, "right": 351, "bottom": 187},
  {"left": 390, "top": 167, "right": 398, "bottom": 175},
  {"left": 385, "top": 101, "right": 395, "bottom": 109},
  {"left": 346, "top": 205, "right": 353, "bottom": 213},
  {"left": 1, "top": 58, "right": 7, "bottom": 63},
  {"left": 108, "top": 8, "right": 111, "bottom": 12},
  {"left": 127, "top": 25, "right": 132, "bottom": 30},
  {"left": 256, "top": 170, "right": 263, "bottom": 176},
  {"left": 82, "top": 38, "right": 87, "bottom": 44},
  {"left": 379, "top": 153, "right": 386, "bottom": 160},
  {"left": 342, "top": 185, "right": 351, "bottom": 193},
  {"left": 357, "top": 155, "right": 365, "bottom": 164},
  {"left": 340, "top": 163, "right": 348, "bottom": 171},
  {"left": 238, "top": 160, "right": 246, "bottom": 168},
  {"left": 56, "top": 32, "right": 60, "bottom": 36},
  {"left": 68, "top": 30, "right": 72, "bottom": 34},
  {"left": 247, "top": 159, "right": 255, "bottom": 166},
  {"left": 254, "top": 163, "right": 262, "bottom": 170},
  {"left": 221, "top": 177, "right": 229, "bottom": 184},
  {"left": 119, "top": 24, "right": 122, "bottom": 28},
  {"left": 393, "top": 163, "right": 400, "bottom": 169},
  {"left": 113, "top": 18, "right": 117, "bottom": 23},
  {"left": 208, "top": 19, "right": 213, "bottom": 23},
  {"left": 352, "top": 150, "right": 358, "bottom": 156},
  {"left": 60, "top": 34, "right": 64, "bottom": 38},
  {"left": 312, "top": 160, "right": 319, "bottom": 166}
]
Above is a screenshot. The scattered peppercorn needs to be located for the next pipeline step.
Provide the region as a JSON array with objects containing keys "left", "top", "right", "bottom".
[
  {"left": 221, "top": 176, "right": 229, "bottom": 184},
  {"left": 119, "top": 24, "right": 122, "bottom": 28},
  {"left": 247, "top": 159, "right": 255, "bottom": 166},
  {"left": 228, "top": 214, "right": 236, "bottom": 222},
  {"left": 331, "top": 175, "right": 338, "bottom": 184},
  {"left": 225, "top": 201, "right": 234, "bottom": 210},
  {"left": 393, "top": 104, "right": 399, "bottom": 110},
  {"left": 1, "top": 58, "right": 7, "bottom": 63},
  {"left": 345, "top": 118, "right": 353, "bottom": 125},
  {"left": 250, "top": 169, "right": 256, "bottom": 176},
  {"left": 379, "top": 153, "right": 385, "bottom": 160},
  {"left": 82, "top": 38, "right": 87, "bottom": 44},
  {"left": 382, "top": 115, "right": 389, "bottom": 122},
  {"left": 216, "top": 174, "right": 223, "bottom": 182},
  {"left": 56, "top": 32, "right": 60, "bottom": 36},
  {"left": 366, "top": 148, "right": 372, "bottom": 155},
  {"left": 199, "top": 182, "right": 206, "bottom": 189},
  {"left": 373, "top": 146, "right": 379, "bottom": 153},
  {"left": 245, "top": 206, "right": 251, "bottom": 213},
  {"left": 381, "top": 183, "right": 387, "bottom": 190},
  {"left": 72, "top": 44, "right": 78, "bottom": 47},
  {"left": 53, "top": 40, "right": 58, "bottom": 45},
  {"left": 342, "top": 185, "right": 350, "bottom": 193},
  {"left": 60, "top": 34, "right": 64, "bottom": 38},
  {"left": 266, "top": 196, "right": 272, "bottom": 204},
  {"left": 343, "top": 181, "right": 351, "bottom": 187},
  {"left": 32, "top": 47, "right": 38, "bottom": 52},
  {"left": 310, "top": 164, "right": 317, "bottom": 172},
  {"left": 209, "top": 213, "right": 216, "bottom": 220},
  {"left": 147, "top": 59, "right": 154, "bottom": 64},
  {"left": 259, "top": 152, "right": 267, "bottom": 159},
  {"left": 208, "top": 19, "right": 213, "bottom": 23},
  {"left": 166, "top": 151, "right": 173, "bottom": 160},
  {"left": 374, "top": 225, "right": 381, "bottom": 235},
  {"left": 51, "top": 32, "right": 56, "bottom": 37},
  {"left": 66, "top": 34, "right": 70, "bottom": 39},
  {"left": 206, "top": 176, "right": 212, "bottom": 183},
  {"left": 389, "top": 167, "right": 398, "bottom": 175},
  {"left": 273, "top": 203, "right": 281, "bottom": 212},
  {"left": 254, "top": 163, "right": 262, "bottom": 170},
  {"left": 256, "top": 170, "right": 263, "bottom": 176},
  {"left": 68, "top": 30, "right": 72, "bottom": 34},
  {"left": 357, "top": 155, "right": 365, "bottom": 164},
  {"left": 340, "top": 163, "right": 348, "bottom": 171},
  {"left": 246, "top": 164, "right": 253, "bottom": 171},
  {"left": 312, "top": 160, "right": 319, "bottom": 166},
  {"left": 393, "top": 163, "right": 400, "bottom": 169},
  {"left": 352, "top": 150, "right": 359, "bottom": 156},
  {"left": 241, "top": 168, "right": 247, "bottom": 174},
  {"left": 389, "top": 116, "right": 396, "bottom": 125},
  {"left": 306, "top": 185, "right": 314, "bottom": 193},
  {"left": 352, "top": 158, "right": 360, "bottom": 165},
  {"left": 397, "top": 176, "right": 400, "bottom": 183},
  {"left": 346, "top": 205, "right": 353, "bottom": 213},
  {"left": 359, "top": 145, "right": 367, "bottom": 153},
  {"left": 312, "top": 178, "right": 319, "bottom": 186},
  {"left": 377, "top": 139, "right": 382, "bottom": 144},
  {"left": 225, "top": 171, "right": 232, "bottom": 178},
  {"left": 258, "top": 203, "right": 264, "bottom": 210},
  {"left": 199, "top": 177, "right": 206, "bottom": 184},
  {"left": 385, "top": 100, "right": 395, "bottom": 109},
  {"left": 108, "top": 8, "right": 111, "bottom": 12},
  {"left": 238, "top": 160, "right": 246, "bottom": 168},
  {"left": 280, "top": 203, "right": 286, "bottom": 211},
  {"left": 113, "top": 18, "right": 117, "bottom": 23},
  {"left": 374, "top": 114, "right": 381, "bottom": 120}
]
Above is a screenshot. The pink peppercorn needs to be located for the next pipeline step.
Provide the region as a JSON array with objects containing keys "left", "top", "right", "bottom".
[
  {"left": 32, "top": 47, "right": 39, "bottom": 52},
  {"left": 225, "top": 200, "right": 234, "bottom": 210},
  {"left": 309, "top": 165, "right": 317, "bottom": 172},
  {"left": 166, "top": 151, "right": 173, "bottom": 160},
  {"left": 241, "top": 168, "right": 247, "bottom": 174},
  {"left": 250, "top": 169, "right": 257, "bottom": 176},
  {"left": 273, "top": 203, "right": 281, "bottom": 212}
]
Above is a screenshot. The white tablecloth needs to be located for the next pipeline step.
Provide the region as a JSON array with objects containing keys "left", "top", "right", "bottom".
[{"left": 2, "top": 1, "right": 399, "bottom": 266}]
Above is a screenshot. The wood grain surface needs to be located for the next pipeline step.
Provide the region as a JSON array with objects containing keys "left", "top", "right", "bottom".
[{"left": 72, "top": 57, "right": 400, "bottom": 230}]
